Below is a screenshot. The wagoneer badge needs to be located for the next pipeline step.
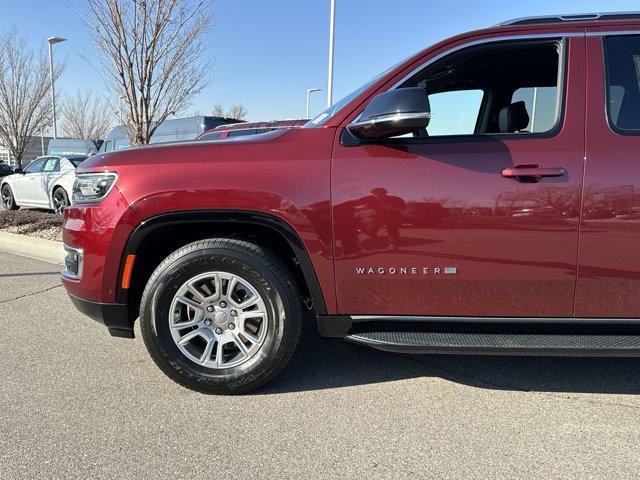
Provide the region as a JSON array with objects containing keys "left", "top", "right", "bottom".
[{"left": 356, "top": 266, "right": 458, "bottom": 275}]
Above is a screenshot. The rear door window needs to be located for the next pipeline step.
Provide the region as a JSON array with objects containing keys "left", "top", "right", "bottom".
[
  {"left": 604, "top": 35, "right": 640, "bottom": 134},
  {"left": 43, "top": 158, "right": 59, "bottom": 172}
]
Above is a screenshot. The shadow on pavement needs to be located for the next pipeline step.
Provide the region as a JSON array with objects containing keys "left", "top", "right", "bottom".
[{"left": 259, "top": 317, "right": 640, "bottom": 396}]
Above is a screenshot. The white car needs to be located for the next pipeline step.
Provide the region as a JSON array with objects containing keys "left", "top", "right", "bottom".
[{"left": 1, "top": 155, "right": 87, "bottom": 214}]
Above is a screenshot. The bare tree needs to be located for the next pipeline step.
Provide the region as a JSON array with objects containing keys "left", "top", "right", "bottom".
[
  {"left": 212, "top": 104, "right": 225, "bottom": 117},
  {"left": 212, "top": 103, "right": 247, "bottom": 120},
  {"left": 226, "top": 104, "right": 247, "bottom": 121},
  {"left": 82, "top": 0, "right": 214, "bottom": 145},
  {"left": 0, "top": 29, "right": 63, "bottom": 166},
  {"left": 60, "top": 91, "right": 113, "bottom": 140}
]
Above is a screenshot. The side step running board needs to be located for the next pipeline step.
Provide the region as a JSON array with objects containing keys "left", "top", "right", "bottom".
[{"left": 346, "top": 331, "right": 640, "bottom": 357}]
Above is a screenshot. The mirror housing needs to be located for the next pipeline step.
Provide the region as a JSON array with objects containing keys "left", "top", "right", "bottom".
[
  {"left": 13, "top": 167, "right": 23, "bottom": 174},
  {"left": 347, "top": 87, "right": 431, "bottom": 140}
]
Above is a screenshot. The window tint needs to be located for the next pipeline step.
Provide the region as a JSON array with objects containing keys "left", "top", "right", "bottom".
[
  {"left": 511, "top": 87, "right": 558, "bottom": 133},
  {"left": 24, "top": 158, "right": 47, "bottom": 174},
  {"left": 604, "top": 36, "right": 640, "bottom": 133},
  {"left": 43, "top": 158, "right": 58, "bottom": 172},
  {"left": 427, "top": 90, "right": 484, "bottom": 136}
]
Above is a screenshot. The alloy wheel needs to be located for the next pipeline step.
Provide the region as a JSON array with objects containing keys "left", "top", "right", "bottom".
[
  {"left": 1, "top": 186, "right": 13, "bottom": 209},
  {"left": 169, "top": 271, "right": 269, "bottom": 369},
  {"left": 52, "top": 189, "right": 69, "bottom": 214}
]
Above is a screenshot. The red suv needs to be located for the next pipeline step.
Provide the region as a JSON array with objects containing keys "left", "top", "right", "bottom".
[{"left": 62, "top": 13, "right": 640, "bottom": 394}]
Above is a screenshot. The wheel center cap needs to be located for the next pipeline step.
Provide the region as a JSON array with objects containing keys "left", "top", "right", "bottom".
[{"left": 214, "top": 310, "right": 229, "bottom": 326}]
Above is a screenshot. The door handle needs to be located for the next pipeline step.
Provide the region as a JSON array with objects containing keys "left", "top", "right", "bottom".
[{"left": 501, "top": 165, "right": 566, "bottom": 183}]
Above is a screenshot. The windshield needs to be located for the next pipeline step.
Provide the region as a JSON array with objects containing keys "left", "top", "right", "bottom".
[{"left": 304, "top": 65, "right": 399, "bottom": 128}]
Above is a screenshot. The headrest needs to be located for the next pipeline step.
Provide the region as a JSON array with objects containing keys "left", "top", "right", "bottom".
[{"left": 499, "top": 101, "right": 530, "bottom": 133}]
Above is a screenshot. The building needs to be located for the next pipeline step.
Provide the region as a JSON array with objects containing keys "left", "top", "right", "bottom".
[{"left": 0, "top": 135, "right": 53, "bottom": 167}]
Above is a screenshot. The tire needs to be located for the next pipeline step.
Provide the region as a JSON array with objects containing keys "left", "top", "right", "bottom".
[
  {"left": 52, "top": 187, "right": 70, "bottom": 215},
  {"left": 139, "top": 238, "right": 303, "bottom": 394},
  {"left": 1, "top": 184, "right": 18, "bottom": 211}
]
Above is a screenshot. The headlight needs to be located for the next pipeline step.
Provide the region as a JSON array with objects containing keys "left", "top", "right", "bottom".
[{"left": 72, "top": 173, "right": 118, "bottom": 203}]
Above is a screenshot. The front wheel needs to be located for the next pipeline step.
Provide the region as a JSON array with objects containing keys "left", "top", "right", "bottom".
[
  {"left": 1, "top": 184, "right": 18, "bottom": 211},
  {"left": 139, "top": 238, "right": 303, "bottom": 394}
]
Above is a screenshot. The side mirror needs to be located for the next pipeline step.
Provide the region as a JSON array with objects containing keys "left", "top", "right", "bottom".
[
  {"left": 347, "top": 87, "right": 431, "bottom": 140},
  {"left": 14, "top": 167, "right": 23, "bottom": 174}
]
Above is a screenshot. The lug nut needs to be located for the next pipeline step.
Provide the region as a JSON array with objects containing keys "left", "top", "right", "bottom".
[
  {"left": 230, "top": 310, "right": 237, "bottom": 317},
  {"left": 215, "top": 327, "right": 223, "bottom": 334},
  {"left": 204, "top": 319, "right": 212, "bottom": 326},
  {"left": 206, "top": 306, "right": 214, "bottom": 312},
  {"left": 219, "top": 301, "right": 227, "bottom": 308},
  {"left": 229, "top": 323, "right": 235, "bottom": 330}
]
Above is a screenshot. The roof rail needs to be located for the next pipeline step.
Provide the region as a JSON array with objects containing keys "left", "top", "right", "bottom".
[{"left": 498, "top": 12, "right": 640, "bottom": 26}]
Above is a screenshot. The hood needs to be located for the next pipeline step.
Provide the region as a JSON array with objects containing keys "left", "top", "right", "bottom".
[
  {"left": 2, "top": 173, "right": 23, "bottom": 183},
  {"left": 78, "top": 128, "right": 293, "bottom": 172}
]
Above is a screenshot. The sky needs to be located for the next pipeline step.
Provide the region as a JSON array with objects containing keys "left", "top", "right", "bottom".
[{"left": 1, "top": 0, "right": 639, "bottom": 123}]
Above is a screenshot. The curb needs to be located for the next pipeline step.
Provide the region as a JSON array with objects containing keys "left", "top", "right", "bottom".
[{"left": 0, "top": 231, "right": 66, "bottom": 266}]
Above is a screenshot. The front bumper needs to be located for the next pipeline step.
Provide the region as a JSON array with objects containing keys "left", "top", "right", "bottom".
[{"left": 68, "top": 293, "right": 133, "bottom": 338}]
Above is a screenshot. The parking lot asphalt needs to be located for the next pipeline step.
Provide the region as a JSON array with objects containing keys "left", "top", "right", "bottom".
[{"left": 1, "top": 251, "right": 640, "bottom": 479}]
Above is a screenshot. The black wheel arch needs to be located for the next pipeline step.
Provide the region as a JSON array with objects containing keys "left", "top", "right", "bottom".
[{"left": 117, "top": 210, "right": 328, "bottom": 328}]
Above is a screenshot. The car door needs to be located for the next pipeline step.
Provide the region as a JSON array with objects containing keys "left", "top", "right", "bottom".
[
  {"left": 332, "top": 34, "right": 586, "bottom": 318},
  {"left": 38, "top": 157, "right": 60, "bottom": 205},
  {"left": 575, "top": 31, "right": 640, "bottom": 317},
  {"left": 12, "top": 157, "right": 47, "bottom": 204}
]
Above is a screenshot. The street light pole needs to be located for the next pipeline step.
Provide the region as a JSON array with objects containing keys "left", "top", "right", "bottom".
[
  {"left": 306, "top": 88, "right": 321, "bottom": 118},
  {"left": 47, "top": 37, "right": 66, "bottom": 139},
  {"left": 326, "top": 0, "right": 336, "bottom": 108}
]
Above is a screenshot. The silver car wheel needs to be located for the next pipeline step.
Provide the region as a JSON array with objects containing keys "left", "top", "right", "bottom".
[
  {"left": 169, "top": 271, "right": 269, "bottom": 369},
  {"left": 52, "top": 189, "right": 69, "bottom": 214},
  {"left": 1, "top": 186, "right": 12, "bottom": 209}
]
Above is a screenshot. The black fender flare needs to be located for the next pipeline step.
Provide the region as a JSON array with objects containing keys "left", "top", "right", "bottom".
[{"left": 116, "top": 210, "right": 328, "bottom": 315}]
